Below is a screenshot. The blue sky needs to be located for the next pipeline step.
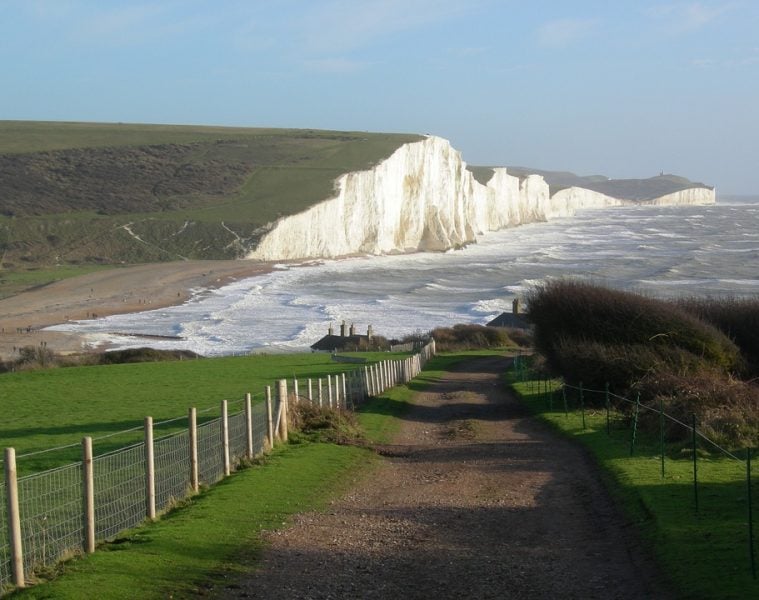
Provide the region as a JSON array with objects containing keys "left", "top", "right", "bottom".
[{"left": 1, "top": 1, "right": 757, "bottom": 194}]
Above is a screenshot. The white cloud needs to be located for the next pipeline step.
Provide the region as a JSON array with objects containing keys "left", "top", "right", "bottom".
[{"left": 536, "top": 17, "right": 598, "bottom": 48}]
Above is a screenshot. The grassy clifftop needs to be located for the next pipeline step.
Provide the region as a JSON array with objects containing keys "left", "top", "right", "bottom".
[
  {"left": 469, "top": 164, "right": 711, "bottom": 200},
  {"left": 0, "top": 121, "right": 421, "bottom": 281}
]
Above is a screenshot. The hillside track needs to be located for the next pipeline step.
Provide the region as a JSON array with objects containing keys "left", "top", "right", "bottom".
[{"left": 217, "top": 355, "right": 666, "bottom": 599}]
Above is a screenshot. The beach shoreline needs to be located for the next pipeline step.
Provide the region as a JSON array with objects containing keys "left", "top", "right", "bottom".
[{"left": 0, "top": 259, "right": 275, "bottom": 361}]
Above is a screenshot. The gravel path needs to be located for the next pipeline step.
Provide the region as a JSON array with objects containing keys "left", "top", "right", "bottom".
[{"left": 217, "top": 355, "right": 667, "bottom": 599}]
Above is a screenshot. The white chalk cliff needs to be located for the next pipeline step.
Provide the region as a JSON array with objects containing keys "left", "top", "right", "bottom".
[{"left": 247, "top": 136, "right": 715, "bottom": 261}]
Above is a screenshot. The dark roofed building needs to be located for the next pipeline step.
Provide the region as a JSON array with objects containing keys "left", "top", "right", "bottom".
[
  {"left": 486, "top": 299, "right": 531, "bottom": 330},
  {"left": 310, "top": 321, "right": 375, "bottom": 352}
]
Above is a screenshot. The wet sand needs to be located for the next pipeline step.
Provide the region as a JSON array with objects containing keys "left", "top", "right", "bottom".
[{"left": 0, "top": 260, "right": 274, "bottom": 360}]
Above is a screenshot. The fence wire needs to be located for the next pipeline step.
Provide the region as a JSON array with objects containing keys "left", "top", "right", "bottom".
[
  {"left": 227, "top": 411, "right": 248, "bottom": 467},
  {"left": 155, "top": 431, "right": 191, "bottom": 514},
  {"left": 196, "top": 418, "right": 224, "bottom": 486},
  {"left": 94, "top": 444, "right": 146, "bottom": 541},
  {"left": 18, "top": 463, "right": 83, "bottom": 579},
  {"left": 1, "top": 342, "right": 436, "bottom": 595},
  {"left": 251, "top": 401, "right": 268, "bottom": 457}
]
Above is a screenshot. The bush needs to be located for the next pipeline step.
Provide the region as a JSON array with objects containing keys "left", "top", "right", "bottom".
[
  {"left": 635, "top": 371, "right": 759, "bottom": 448},
  {"left": 428, "top": 324, "right": 514, "bottom": 351},
  {"left": 676, "top": 297, "right": 759, "bottom": 375},
  {"left": 99, "top": 348, "right": 201, "bottom": 364},
  {"left": 527, "top": 280, "right": 742, "bottom": 377},
  {"left": 525, "top": 280, "right": 759, "bottom": 447},
  {"left": 288, "top": 402, "right": 364, "bottom": 445}
]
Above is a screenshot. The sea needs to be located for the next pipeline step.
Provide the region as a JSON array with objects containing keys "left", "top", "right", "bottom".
[{"left": 48, "top": 196, "right": 759, "bottom": 356}]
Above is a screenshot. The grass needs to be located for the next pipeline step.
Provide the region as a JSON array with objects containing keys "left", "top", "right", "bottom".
[
  {"left": 0, "top": 121, "right": 422, "bottom": 281},
  {"left": 510, "top": 369, "right": 759, "bottom": 600},
  {"left": 9, "top": 442, "right": 372, "bottom": 599},
  {"left": 0, "top": 352, "right": 404, "bottom": 474},
  {"left": 0, "top": 265, "right": 115, "bottom": 300},
  {"left": 3, "top": 349, "right": 451, "bottom": 598}
]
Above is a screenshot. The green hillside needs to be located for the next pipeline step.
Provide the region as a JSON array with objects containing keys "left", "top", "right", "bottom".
[
  {"left": 0, "top": 121, "right": 422, "bottom": 272},
  {"left": 469, "top": 164, "right": 710, "bottom": 199},
  {"left": 504, "top": 165, "right": 711, "bottom": 199}
]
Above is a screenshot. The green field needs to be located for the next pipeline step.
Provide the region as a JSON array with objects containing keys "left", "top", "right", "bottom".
[
  {"left": 0, "top": 121, "right": 422, "bottom": 287},
  {"left": 510, "top": 370, "right": 759, "bottom": 600},
  {"left": 0, "top": 352, "right": 404, "bottom": 474},
  {"left": 2, "top": 350, "right": 455, "bottom": 599}
]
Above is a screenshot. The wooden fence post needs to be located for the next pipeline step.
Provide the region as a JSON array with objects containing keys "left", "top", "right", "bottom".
[
  {"left": 245, "top": 393, "right": 253, "bottom": 460},
  {"left": 82, "top": 437, "right": 95, "bottom": 554},
  {"left": 5, "top": 447, "right": 25, "bottom": 588},
  {"left": 189, "top": 407, "right": 199, "bottom": 492},
  {"left": 145, "top": 417, "right": 156, "bottom": 520},
  {"left": 342, "top": 373, "right": 347, "bottom": 409},
  {"left": 266, "top": 386, "right": 274, "bottom": 449},
  {"left": 334, "top": 374, "right": 340, "bottom": 409},
  {"left": 327, "top": 375, "right": 333, "bottom": 409},
  {"left": 277, "top": 379, "right": 289, "bottom": 442},
  {"left": 221, "top": 400, "right": 230, "bottom": 476},
  {"left": 318, "top": 378, "right": 323, "bottom": 407},
  {"left": 293, "top": 378, "right": 299, "bottom": 404},
  {"left": 308, "top": 378, "right": 313, "bottom": 403}
]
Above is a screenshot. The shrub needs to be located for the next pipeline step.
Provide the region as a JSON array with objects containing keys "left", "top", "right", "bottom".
[
  {"left": 99, "top": 348, "right": 201, "bottom": 364},
  {"left": 527, "top": 280, "right": 741, "bottom": 376},
  {"left": 676, "top": 297, "right": 759, "bottom": 375},
  {"left": 635, "top": 371, "right": 759, "bottom": 448},
  {"left": 288, "top": 402, "right": 364, "bottom": 445},
  {"left": 428, "top": 323, "right": 513, "bottom": 351}
]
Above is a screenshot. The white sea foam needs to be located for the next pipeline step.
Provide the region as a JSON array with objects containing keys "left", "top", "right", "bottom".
[{"left": 47, "top": 202, "right": 759, "bottom": 356}]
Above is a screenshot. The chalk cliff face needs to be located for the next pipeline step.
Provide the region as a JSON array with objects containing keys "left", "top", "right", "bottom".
[{"left": 247, "top": 136, "right": 715, "bottom": 261}]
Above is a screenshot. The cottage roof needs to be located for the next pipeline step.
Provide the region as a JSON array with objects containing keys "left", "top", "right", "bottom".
[{"left": 486, "top": 312, "right": 531, "bottom": 330}]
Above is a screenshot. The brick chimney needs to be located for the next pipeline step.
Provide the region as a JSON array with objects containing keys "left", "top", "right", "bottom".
[
  {"left": 512, "top": 298, "right": 520, "bottom": 315},
  {"left": 340, "top": 320, "right": 346, "bottom": 337},
  {"left": 349, "top": 323, "right": 355, "bottom": 336},
  {"left": 328, "top": 323, "right": 334, "bottom": 336},
  {"left": 367, "top": 324, "right": 373, "bottom": 340}
]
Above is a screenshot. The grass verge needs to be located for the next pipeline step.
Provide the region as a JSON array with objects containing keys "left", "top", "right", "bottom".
[
  {"left": 509, "top": 370, "right": 759, "bottom": 600},
  {"left": 2, "top": 352, "right": 404, "bottom": 474},
  {"left": 5, "top": 351, "right": 459, "bottom": 598}
]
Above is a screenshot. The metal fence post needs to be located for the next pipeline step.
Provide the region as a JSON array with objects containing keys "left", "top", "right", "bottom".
[
  {"left": 748, "top": 448, "right": 756, "bottom": 579},
  {"left": 660, "top": 397, "right": 665, "bottom": 479},
  {"left": 630, "top": 393, "right": 640, "bottom": 456},
  {"left": 692, "top": 413, "right": 699, "bottom": 514},
  {"left": 605, "top": 382, "right": 610, "bottom": 436},
  {"left": 562, "top": 385, "right": 568, "bottom": 417},
  {"left": 580, "top": 382, "right": 586, "bottom": 430}
]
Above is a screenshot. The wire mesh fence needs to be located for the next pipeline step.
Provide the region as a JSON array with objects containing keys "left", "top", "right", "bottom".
[
  {"left": 94, "top": 444, "right": 146, "bottom": 541},
  {"left": 1, "top": 341, "right": 437, "bottom": 595},
  {"left": 511, "top": 353, "right": 758, "bottom": 581},
  {"left": 155, "top": 431, "right": 191, "bottom": 513},
  {"left": 18, "top": 463, "right": 83, "bottom": 578}
]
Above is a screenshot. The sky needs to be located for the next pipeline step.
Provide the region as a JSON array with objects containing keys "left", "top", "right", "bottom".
[{"left": 1, "top": 1, "right": 757, "bottom": 194}]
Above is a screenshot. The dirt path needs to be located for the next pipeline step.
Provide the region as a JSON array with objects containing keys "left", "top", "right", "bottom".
[{"left": 218, "top": 355, "right": 666, "bottom": 599}]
